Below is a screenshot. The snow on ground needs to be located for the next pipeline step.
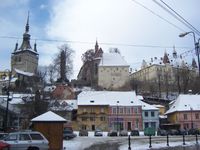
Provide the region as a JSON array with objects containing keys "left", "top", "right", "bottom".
[
  {"left": 119, "top": 141, "right": 197, "bottom": 150},
  {"left": 63, "top": 131, "right": 198, "bottom": 150}
]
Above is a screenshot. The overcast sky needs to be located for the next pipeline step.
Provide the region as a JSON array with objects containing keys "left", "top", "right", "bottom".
[{"left": 0, "top": 0, "right": 200, "bottom": 79}]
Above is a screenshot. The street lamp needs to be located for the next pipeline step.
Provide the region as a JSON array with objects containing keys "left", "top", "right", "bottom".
[
  {"left": 2, "top": 70, "right": 12, "bottom": 131},
  {"left": 116, "top": 101, "right": 119, "bottom": 132},
  {"left": 190, "top": 107, "right": 193, "bottom": 129},
  {"left": 179, "top": 31, "right": 200, "bottom": 76}
]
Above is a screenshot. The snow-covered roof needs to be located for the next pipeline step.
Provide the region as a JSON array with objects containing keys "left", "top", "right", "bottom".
[
  {"left": 0, "top": 76, "right": 18, "bottom": 83},
  {"left": 49, "top": 99, "right": 77, "bottom": 111},
  {"left": 31, "top": 111, "right": 66, "bottom": 122},
  {"left": 78, "top": 91, "right": 141, "bottom": 106},
  {"left": 138, "top": 100, "right": 159, "bottom": 110},
  {"left": 152, "top": 104, "right": 165, "bottom": 108},
  {"left": 15, "top": 68, "right": 34, "bottom": 76},
  {"left": 159, "top": 115, "right": 167, "bottom": 119},
  {"left": 137, "top": 95, "right": 144, "bottom": 100},
  {"left": 165, "top": 94, "right": 200, "bottom": 114},
  {"left": 0, "top": 94, "right": 34, "bottom": 105},
  {"left": 99, "top": 53, "right": 129, "bottom": 67},
  {"left": 0, "top": 96, "right": 20, "bottom": 114},
  {"left": 64, "top": 100, "right": 77, "bottom": 109}
]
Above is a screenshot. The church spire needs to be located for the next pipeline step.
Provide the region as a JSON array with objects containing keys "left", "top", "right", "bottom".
[
  {"left": 192, "top": 58, "right": 198, "bottom": 68},
  {"left": 95, "top": 39, "right": 99, "bottom": 53},
  {"left": 18, "top": 12, "right": 32, "bottom": 51},
  {"left": 163, "top": 51, "right": 170, "bottom": 64},
  {"left": 25, "top": 11, "right": 29, "bottom": 33}
]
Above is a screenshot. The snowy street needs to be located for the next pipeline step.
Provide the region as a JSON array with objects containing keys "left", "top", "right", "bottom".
[{"left": 63, "top": 132, "right": 199, "bottom": 150}]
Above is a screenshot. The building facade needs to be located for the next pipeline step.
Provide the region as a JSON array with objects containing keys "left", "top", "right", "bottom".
[
  {"left": 130, "top": 49, "right": 198, "bottom": 97},
  {"left": 109, "top": 105, "right": 142, "bottom": 131},
  {"left": 77, "top": 91, "right": 143, "bottom": 131},
  {"left": 165, "top": 94, "right": 200, "bottom": 130},
  {"left": 77, "top": 105, "right": 109, "bottom": 131},
  {"left": 98, "top": 53, "right": 130, "bottom": 90}
]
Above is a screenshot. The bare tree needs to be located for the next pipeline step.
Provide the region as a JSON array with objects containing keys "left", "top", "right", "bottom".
[
  {"left": 50, "top": 44, "right": 74, "bottom": 83},
  {"left": 81, "top": 49, "right": 95, "bottom": 63}
]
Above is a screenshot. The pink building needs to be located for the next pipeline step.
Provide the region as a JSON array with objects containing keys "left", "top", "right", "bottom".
[
  {"left": 165, "top": 94, "right": 200, "bottom": 129},
  {"left": 109, "top": 105, "right": 143, "bottom": 131}
]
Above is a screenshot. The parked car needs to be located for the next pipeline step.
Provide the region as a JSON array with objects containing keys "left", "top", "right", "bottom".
[
  {"left": 107, "top": 130, "right": 118, "bottom": 136},
  {"left": 79, "top": 130, "right": 88, "bottom": 136},
  {"left": 63, "top": 129, "right": 77, "bottom": 140},
  {"left": 157, "top": 129, "right": 167, "bottom": 136},
  {"left": 130, "top": 130, "right": 140, "bottom": 136},
  {"left": 178, "top": 129, "right": 188, "bottom": 135},
  {"left": 94, "top": 129, "right": 103, "bottom": 136},
  {"left": 0, "top": 133, "right": 8, "bottom": 140},
  {"left": 1, "top": 131, "right": 49, "bottom": 150},
  {"left": 0, "top": 141, "right": 10, "bottom": 150},
  {"left": 168, "top": 129, "right": 179, "bottom": 135},
  {"left": 119, "top": 130, "right": 128, "bottom": 136},
  {"left": 188, "top": 128, "right": 199, "bottom": 135}
]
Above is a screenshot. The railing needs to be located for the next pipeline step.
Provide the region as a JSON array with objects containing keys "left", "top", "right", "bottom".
[{"left": 127, "top": 134, "right": 199, "bottom": 150}]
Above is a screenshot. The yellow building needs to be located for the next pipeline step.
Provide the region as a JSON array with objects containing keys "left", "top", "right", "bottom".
[
  {"left": 130, "top": 49, "right": 198, "bottom": 97},
  {"left": 77, "top": 105, "right": 109, "bottom": 131},
  {"left": 153, "top": 105, "right": 166, "bottom": 115}
]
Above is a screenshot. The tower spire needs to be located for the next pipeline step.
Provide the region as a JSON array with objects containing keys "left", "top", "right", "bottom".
[
  {"left": 25, "top": 11, "right": 29, "bottom": 33},
  {"left": 95, "top": 38, "right": 99, "bottom": 53}
]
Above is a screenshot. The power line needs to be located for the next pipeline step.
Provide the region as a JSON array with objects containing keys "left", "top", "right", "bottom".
[
  {"left": 153, "top": 0, "right": 200, "bottom": 36},
  {"left": 131, "top": 0, "right": 186, "bottom": 33},
  {"left": 159, "top": 0, "right": 200, "bottom": 36},
  {"left": 0, "top": 35, "right": 191, "bottom": 49}
]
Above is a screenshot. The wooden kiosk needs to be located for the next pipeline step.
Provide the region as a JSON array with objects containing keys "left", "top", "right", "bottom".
[{"left": 31, "top": 111, "right": 66, "bottom": 150}]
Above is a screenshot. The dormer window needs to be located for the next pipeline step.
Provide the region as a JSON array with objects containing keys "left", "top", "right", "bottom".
[{"left": 90, "top": 100, "right": 94, "bottom": 103}]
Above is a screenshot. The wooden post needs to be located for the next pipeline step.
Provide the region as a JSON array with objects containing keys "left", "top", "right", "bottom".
[
  {"left": 128, "top": 135, "right": 131, "bottom": 150},
  {"left": 196, "top": 134, "right": 198, "bottom": 144},
  {"left": 166, "top": 134, "right": 169, "bottom": 146},
  {"left": 183, "top": 134, "right": 186, "bottom": 145},
  {"left": 149, "top": 135, "right": 152, "bottom": 148}
]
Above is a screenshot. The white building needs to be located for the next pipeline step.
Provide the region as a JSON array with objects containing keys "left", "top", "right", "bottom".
[{"left": 98, "top": 53, "right": 130, "bottom": 89}]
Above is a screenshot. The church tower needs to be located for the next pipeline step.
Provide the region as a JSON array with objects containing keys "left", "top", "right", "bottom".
[{"left": 11, "top": 12, "right": 39, "bottom": 74}]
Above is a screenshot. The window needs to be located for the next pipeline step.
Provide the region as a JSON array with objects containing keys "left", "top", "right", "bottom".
[
  {"left": 100, "top": 116, "right": 106, "bottom": 121},
  {"left": 184, "top": 114, "right": 187, "bottom": 120},
  {"left": 83, "top": 108, "right": 87, "bottom": 113},
  {"left": 145, "top": 111, "right": 148, "bottom": 117},
  {"left": 145, "top": 122, "right": 149, "bottom": 128},
  {"left": 134, "top": 108, "right": 138, "bottom": 114},
  {"left": 82, "top": 117, "right": 87, "bottom": 121},
  {"left": 119, "top": 107, "right": 123, "bottom": 114},
  {"left": 30, "top": 134, "right": 44, "bottom": 140},
  {"left": 19, "top": 134, "right": 31, "bottom": 141},
  {"left": 127, "top": 108, "right": 131, "bottom": 114},
  {"left": 112, "top": 108, "right": 117, "bottom": 114},
  {"left": 151, "top": 111, "right": 155, "bottom": 117},
  {"left": 151, "top": 122, "right": 156, "bottom": 128},
  {"left": 100, "top": 108, "right": 104, "bottom": 113},
  {"left": 135, "top": 119, "right": 139, "bottom": 128},
  {"left": 5, "top": 134, "right": 17, "bottom": 141},
  {"left": 90, "top": 117, "right": 95, "bottom": 121},
  {"left": 90, "top": 108, "right": 95, "bottom": 113},
  {"left": 195, "top": 113, "right": 199, "bottom": 119}
]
